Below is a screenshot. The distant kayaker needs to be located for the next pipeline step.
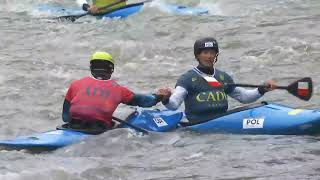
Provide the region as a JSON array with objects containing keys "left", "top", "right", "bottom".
[
  {"left": 80, "top": 0, "right": 127, "bottom": 15},
  {"left": 62, "top": 51, "right": 167, "bottom": 131},
  {"left": 158, "top": 37, "right": 277, "bottom": 124}
]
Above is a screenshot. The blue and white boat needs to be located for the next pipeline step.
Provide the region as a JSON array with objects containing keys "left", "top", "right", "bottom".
[
  {"left": 1, "top": 102, "right": 320, "bottom": 151},
  {"left": 127, "top": 102, "right": 320, "bottom": 135}
]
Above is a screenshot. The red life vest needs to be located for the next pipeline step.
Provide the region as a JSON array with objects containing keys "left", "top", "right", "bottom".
[{"left": 65, "top": 77, "right": 134, "bottom": 128}]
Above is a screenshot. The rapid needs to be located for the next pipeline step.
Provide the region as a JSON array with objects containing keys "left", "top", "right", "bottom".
[{"left": 1, "top": 0, "right": 320, "bottom": 179}]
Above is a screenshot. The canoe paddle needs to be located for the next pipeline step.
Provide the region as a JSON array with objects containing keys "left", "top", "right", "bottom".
[
  {"left": 112, "top": 116, "right": 149, "bottom": 134},
  {"left": 225, "top": 77, "right": 313, "bottom": 101},
  {"left": 55, "top": 0, "right": 127, "bottom": 22}
]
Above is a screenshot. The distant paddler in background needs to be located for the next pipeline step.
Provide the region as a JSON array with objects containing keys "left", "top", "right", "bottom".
[
  {"left": 78, "top": 0, "right": 127, "bottom": 15},
  {"left": 62, "top": 51, "right": 169, "bottom": 132}
]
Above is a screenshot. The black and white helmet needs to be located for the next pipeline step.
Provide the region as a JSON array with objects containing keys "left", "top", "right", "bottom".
[{"left": 194, "top": 37, "right": 219, "bottom": 57}]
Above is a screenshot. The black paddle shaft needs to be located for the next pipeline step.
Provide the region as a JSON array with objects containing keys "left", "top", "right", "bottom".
[
  {"left": 112, "top": 116, "right": 149, "bottom": 134},
  {"left": 225, "top": 77, "right": 313, "bottom": 101},
  {"left": 227, "top": 83, "right": 288, "bottom": 90}
]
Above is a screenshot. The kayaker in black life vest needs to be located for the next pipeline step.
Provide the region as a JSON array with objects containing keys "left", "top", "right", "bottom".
[
  {"left": 158, "top": 37, "right": 277, "bottom": 124},
  {"left": 80, "top": 0, "right": 127, "bottom": 15}
]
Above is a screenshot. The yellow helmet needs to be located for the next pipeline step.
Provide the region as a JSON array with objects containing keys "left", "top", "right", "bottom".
[{"left": 90, "top": 51, "right": 114, "bottom": 64}]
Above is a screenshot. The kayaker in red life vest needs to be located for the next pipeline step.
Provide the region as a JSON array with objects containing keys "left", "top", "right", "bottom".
[
  {"left": 62, "top": 51, "right": 168, "bottom": 130},
  {"left": 158, "top": 37, "right": 277, "bottom": 124}
]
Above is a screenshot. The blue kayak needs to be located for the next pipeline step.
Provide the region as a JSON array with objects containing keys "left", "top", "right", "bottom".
[
  {"left": 0, "top": 130, "right": 88, "bottom": 151},
  {"left": 35, "top": 2, "right": 208, "bottom": 19},
  {"left": 127, "top": 102, "right": 320, "bottom": 135},
  {"left": 1, "top": 102, "right": 320, "bottom": 151}
]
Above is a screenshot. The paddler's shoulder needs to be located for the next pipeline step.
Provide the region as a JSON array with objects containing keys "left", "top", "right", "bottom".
[
  {"left": 181, "top": 69, "right": 199, "bottom": 76},
  {"left": 178, "top": 69, "right": 198, "bottom": 79},
  {"left": 79, "top": 76, "right": 96, "bottom": 82},
  {"left": 176, "top": 69, "right": 200, "bottom": 85},
  {"left": 214, "top": 69, "right": 234, "bottom": 82}
]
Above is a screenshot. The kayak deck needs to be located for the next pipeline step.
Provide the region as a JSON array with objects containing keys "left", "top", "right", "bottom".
[
  {"left": 0, "top": 130, "right": 88, "bottom": 151},
  {"left": 185, "top": 103, "right": 320, "bottom": 135},
  {"left": 127, "top": 102, "right": 320, "bottom": 135}
]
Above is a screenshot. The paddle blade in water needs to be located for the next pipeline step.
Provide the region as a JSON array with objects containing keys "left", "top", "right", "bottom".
[
  {"left": 54, "top": 13, "right": 88, "bottom": 22},
  {"left": 54, "top": 15, "right": 77, "bottom": 22},
  {"left": 287, "top": 77, "right": 313, "bottom": 101}
]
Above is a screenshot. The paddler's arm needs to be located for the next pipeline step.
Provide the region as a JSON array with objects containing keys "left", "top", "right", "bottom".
[
  {"left": 62, "top": 99, "right": 72, "bottom": 122},
  {"left": 228, "top": 80, "right": 277, "bottom": 104},
  {"left": 126, "top": 94, "right": 163, "bottom": 107},
  {"left": 161, "top": 86, "right": 187, "bottom": 110},
  {"left": 228, "top": 87, "right": 262, "bottom": 104}
]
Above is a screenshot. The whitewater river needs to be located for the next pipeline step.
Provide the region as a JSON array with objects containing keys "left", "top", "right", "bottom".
[{"left": 1, "top": 0, "right": 320, "bottom": 179}]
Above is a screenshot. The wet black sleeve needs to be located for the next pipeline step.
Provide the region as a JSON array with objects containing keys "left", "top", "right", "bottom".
[
  {"left": 126, "top": 94, "right": 162, "bottom": 107},
  {"left": 62, "top": 99, "right": 71, "bottom": 122}
]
